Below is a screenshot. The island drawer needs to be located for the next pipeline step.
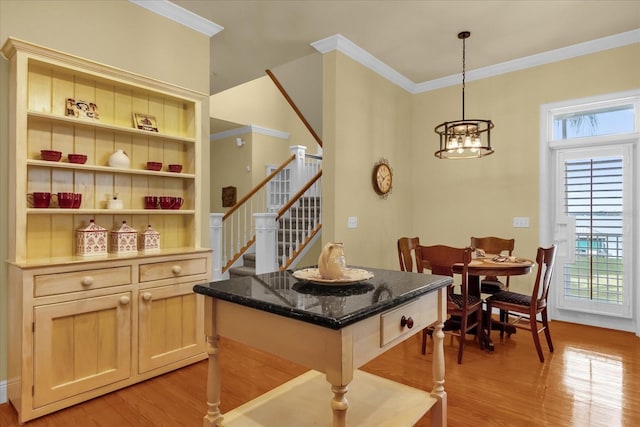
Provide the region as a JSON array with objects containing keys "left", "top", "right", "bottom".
[
  {"left": 380, "top": 299, "right": 423, "bottom": 347},
  {"left": 34, "top": 266, "right": 132, "bottom": 297}
]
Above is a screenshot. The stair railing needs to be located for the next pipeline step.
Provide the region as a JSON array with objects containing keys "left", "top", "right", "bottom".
[
  {"left": 276, "top": 169, "right": 322, "bottom": 271},
  {"left": 219, "top": 153, "right": 295, "bottom": 273}
]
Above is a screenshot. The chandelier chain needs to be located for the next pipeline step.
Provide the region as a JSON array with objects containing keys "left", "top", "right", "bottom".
[{"left": 461, "top": 34, "right": 466, "bottom": 120}]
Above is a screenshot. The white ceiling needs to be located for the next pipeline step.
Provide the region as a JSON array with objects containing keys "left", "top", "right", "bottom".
[{"left": 156, "top": 1, "right": 640, "bottom": 95}]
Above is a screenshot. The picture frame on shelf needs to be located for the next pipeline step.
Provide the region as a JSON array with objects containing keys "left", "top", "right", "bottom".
[
  {"left": 133, "top": 113, "right": 159, "bottom": 132},
  {"left": 65, "top": 98, "right": 100, "bottom": 120}
]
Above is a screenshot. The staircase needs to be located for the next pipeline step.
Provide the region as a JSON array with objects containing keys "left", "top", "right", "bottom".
[
  {"left": 278, "top": 195, "right": 321, "bottom": 259},
  {"left": 229, "top": 196, "right": 321, "bottom": 278},
  {"left": 229, "top": 253, "right": 256, "bottom": 277}
]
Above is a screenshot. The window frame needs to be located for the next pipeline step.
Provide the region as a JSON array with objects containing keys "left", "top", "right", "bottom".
[{"left": 540, "top": 89, "right": 640, "bottom": 334}]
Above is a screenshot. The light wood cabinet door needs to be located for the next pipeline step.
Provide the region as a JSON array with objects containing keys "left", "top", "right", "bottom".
[
  {"left": 33, "top": 292, "right": 132, "bottom": 408},
  {"left": 138, "top": 282, "right": 205, "bottom": 373}
]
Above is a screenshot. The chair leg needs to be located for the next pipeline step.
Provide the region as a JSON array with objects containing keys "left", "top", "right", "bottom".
[
  {"left": 541, "top": 309, "right": 554, "bottom": 353},
  {"left": 486, "top": 303, "right": 492, "bottom": 342},
  {"left": 421, "top": 328, "right": 429, "bottom": 355},
  {"left": 530, "top": 315, "right": 544, "bottom": 362},
  {"left": 500, "top": 310, "right": 507, "bottom": 339},
  {"left": 457, "top": 315, "right": 467, "bottom": 364}
]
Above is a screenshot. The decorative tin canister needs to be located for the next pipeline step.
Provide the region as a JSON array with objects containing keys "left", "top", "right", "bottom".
[
  {"left": 140, "top": 224, "right": 160, "bottom": 252},
  {"left": 110, "top": 221, "right": 138, "bottom": 254},
  {"left": 76, "top": 219, "right": 108, "bottom": 256}
]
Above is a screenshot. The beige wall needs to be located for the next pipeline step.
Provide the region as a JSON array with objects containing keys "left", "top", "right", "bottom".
[
  {"left": 322, "top": 51, "right": 414, "bottom": 269},
  {"left": 210, "top": 134, "right": 254, "bottom": 213},
  {"left": 321, "top": 43, "right": 639, "bottom": 294},
  {"left": 0, "top": 0, "right": 211, "bottom": 394},
  {"left": 411, "top": 43, "right": 639, "bottom": 293},
  {"left": 211, "top": 76, "right": 321, "bottom": 157},
  {"left": 209, "top": 132, "right": 292, "bottom": 213}
]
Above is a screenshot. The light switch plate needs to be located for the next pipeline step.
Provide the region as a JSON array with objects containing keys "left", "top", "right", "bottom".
[
  {"left": 513, "top": 217, "right": 530, "bottom": 228},
  {"left": 347, "top": 216, "right": 358, "bottom": 229}
]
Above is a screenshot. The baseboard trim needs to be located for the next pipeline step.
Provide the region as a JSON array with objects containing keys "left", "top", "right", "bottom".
[{"left": 0, "top": 380, "right": 7, "bottom": 403}]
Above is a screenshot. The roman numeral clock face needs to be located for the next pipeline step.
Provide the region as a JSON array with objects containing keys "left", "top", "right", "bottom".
[{"left": 372, "top": 159, "right": 392, "bottom": 198}]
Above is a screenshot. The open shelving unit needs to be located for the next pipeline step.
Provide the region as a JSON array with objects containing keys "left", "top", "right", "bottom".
[{"left": 2, "top": 37, "right": 212, "bottom": 422}]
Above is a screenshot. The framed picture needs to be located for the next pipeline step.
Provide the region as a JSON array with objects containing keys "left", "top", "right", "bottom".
[
  {"left": 222, "top": 186, "right": 237, "bottom": 207},
  {"left": 134, "top": 113, "right": 159, "bottom": 132},
  {"left": 65, "top": 98, "right": 100, "bottom": 120}
]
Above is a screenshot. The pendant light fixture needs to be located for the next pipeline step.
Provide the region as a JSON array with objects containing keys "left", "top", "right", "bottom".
[{"left": 434, "top": 31, "right": 494, "bottom": 159}]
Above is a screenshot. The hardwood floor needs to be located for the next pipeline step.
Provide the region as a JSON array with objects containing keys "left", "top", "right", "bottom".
[{"left": 1, "top": 320, "right": 639, "bottom": 426}]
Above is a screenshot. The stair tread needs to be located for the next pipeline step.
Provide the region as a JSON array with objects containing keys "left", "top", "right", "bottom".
[{"left": 229, "top": 266, "right": 256, "bottom": 277}]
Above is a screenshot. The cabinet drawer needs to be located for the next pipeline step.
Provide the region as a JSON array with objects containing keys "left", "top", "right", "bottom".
[
  {"left": 34, "top": 266, "right": 132, "bottom": 297},
  {"left": 139, "top": 257, "right": 208, "bottom": 283},
  {"left": 380, "top": 299, "right": 423, "bottom": 347}
]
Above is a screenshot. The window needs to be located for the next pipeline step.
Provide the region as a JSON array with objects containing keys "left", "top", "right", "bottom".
[{"left": 553, "top": 104, "right": 634, "bottom": 140}]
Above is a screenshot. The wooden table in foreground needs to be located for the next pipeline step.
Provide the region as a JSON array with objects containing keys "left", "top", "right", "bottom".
[{"left": 193, "top": 267, "right": 452, "bottom": 427}]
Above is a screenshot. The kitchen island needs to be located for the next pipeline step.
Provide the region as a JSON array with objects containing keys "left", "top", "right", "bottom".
[{"left": 193, "top": 267, "right": 451, "bottom": 426}]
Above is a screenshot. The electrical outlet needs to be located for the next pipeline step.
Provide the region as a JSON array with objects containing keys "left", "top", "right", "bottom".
[
  {"left": 347, "top": 216, "right": 358, "bottom": 229},
  {"left": 513, "top": 217, "right": 530, "bottom": 228}
]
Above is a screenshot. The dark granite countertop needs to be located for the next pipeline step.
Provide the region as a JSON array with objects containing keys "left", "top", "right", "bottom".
[{"left": 193, "top": 266, "right": 452, "bottom": 330}]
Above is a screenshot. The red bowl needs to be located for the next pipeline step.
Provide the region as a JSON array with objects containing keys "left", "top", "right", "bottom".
[
  {"left": 147, "top": 161, "right": 163, "bottom": 171},
  {"left": 41, "top": 150, "right": 62, "bottom": 162},
  {"left": 168, "top": 164, "right": 182, "bottom": 173},
  {"left": 68, "top": 154, "right": 88, "bottom": 164}
]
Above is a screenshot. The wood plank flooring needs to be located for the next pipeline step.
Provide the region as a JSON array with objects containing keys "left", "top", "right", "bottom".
[{"left": 1, "top": 320, "right": 639, "bottom": 426}]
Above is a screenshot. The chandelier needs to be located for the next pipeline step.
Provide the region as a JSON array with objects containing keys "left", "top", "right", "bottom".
[{"left": 434, "top": 31, "right": 494, "bottom": 159}]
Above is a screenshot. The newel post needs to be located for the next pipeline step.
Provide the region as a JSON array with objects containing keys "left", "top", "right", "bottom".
[
  {"left": 209, "top": 213, "right": 224, "bottom": 281},
  {"left": 254, "top": 213, "right": 278, "bottom": 274},
  {"left": 289, "top": 145, "right": 307, "bottom": 197}
]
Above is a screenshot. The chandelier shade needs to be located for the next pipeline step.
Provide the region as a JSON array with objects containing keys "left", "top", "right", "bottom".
[{"left": 434, "top": 31, "right": 494, "bottom": 159}]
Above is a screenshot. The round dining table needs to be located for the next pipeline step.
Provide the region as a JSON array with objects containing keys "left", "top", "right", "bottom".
[{"left": 451, "top": 256, "right": 535, "bottom": 350}]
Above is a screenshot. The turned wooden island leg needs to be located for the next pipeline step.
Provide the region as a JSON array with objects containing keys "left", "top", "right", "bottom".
[
  {"left": 203, "top": 299, "right": 223, "bottom": 427},
  {"left": 330, "top": 383, "right": 349, "bottom": 427},
  {"left": 430, "top": 320, "right": 447, "bottom": 427}
]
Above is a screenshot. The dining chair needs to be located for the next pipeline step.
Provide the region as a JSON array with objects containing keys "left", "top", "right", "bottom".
[
  {"left": 397, "top": 237, "right": 420, "bottom": 272},
  {"left": 416, "top": 244, "right": 483, "bottom": 364},
  {"left": 485, "top": 245, "right": 557, "bottom": 362},
  {"left": 470, "top": 236, "right": 515, "bottom": 294}
]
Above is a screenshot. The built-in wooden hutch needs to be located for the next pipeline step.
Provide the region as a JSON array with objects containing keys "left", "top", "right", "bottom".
[{"left": 2, "top": 38, "right": 211, "bottom": 422}]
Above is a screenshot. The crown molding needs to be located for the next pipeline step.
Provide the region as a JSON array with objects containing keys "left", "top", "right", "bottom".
[
  {"left": 311, "top": 34, "right": 416, "bottom": 92},
  {"left": 129, "top": 0, "right": 223, "bottom": 37},
  {"left": 210, "top": 125, "right": 290, "bottom": 141},
  {"left": 313, "top": 29, "right": 640, "bottom": 94}
]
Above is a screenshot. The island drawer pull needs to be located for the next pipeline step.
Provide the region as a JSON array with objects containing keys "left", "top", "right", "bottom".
[{"left": 400, "top": 315, "right": 414, "bottom": 329}]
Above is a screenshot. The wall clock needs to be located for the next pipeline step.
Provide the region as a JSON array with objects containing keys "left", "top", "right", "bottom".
[{"left": 372, "top": 158, "right": 393, "bottom": 198}]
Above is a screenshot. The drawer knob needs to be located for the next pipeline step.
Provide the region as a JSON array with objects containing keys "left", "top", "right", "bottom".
[
  {"left": 172, "top": 265, "right": 182, "bottom": 274},
  {"left": 119, "top": 295, "right": 130, "bottom": 305},
  {"left": 142, "top": 292, "right": 152, "bottom": 302},
  {"left": 81, "top": 276, "right": 94, "bottom": 286},
  {"left": 400, "top": 315, "right": 414, "bottom": 329}
]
